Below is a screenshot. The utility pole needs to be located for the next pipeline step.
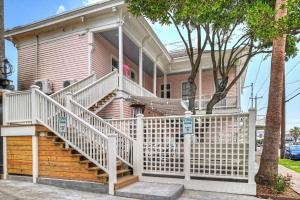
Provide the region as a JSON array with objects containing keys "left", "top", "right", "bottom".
[
  {"left": 253, "top": 95, "right": 263, "bottom": 151},
  {"left": 280, "top": 66, "right": 286, "bottom": 158},
  {"left": 251, "top": 83, "right": 254, "bottom": 108}
]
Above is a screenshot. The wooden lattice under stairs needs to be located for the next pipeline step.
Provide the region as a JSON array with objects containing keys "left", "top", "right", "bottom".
[
  {"left": 89, "top": 91, "right": 117, "bottom": 113},
  {"left": 45, "top": 131, "right": 138, "bottom": 190}
]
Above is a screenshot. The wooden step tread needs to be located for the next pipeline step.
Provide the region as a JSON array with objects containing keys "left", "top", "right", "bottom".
[
  {"left": 115, "top": 175, "right": 139, "bottom": 189},
  {"left": 96, "top": 169, "right": 131, "bottom": 178}
]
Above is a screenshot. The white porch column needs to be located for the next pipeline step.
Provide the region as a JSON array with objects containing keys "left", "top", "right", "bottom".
[
  {"left": 118, "top": 24, "right": 124, "bottom": 91},
  {"left": 139, "top": 47, "right": 143, "bottom": 95},
  {"left": 3, "top": 136, "right": 7, "bottom": 180},
  {"left": 32, "top": 135, "right": 38, "bottom": 183},
  {"left": 198, "top": 66, "right": 202, "bottom": 110},
  {"left": 118, "top": 23, "right": 124, "bottom": 118},
  {"left": 184, "top": 111, "right": 192, "bottom": 180},
  {"left": 248, "top": 109, "right": 256, "bottom": 184},
  {"left": 108, "top": 134, "right": 117, "bottom": 195},
  {"left": 163, "top": 73, "right": 167, "bottom": 98},
  {"left": 153, "top": 61, "right": 157, "bottom": 95}
]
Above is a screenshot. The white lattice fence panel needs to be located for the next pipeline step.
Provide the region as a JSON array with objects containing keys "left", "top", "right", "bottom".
[
  {"left": 143, "top": 116, "right": 184, "bottom": 176},
  {"left": 106, "top": 118, "right": 137, "bottom": 140},
  {"left": 191, "top": 114, "right": 249, "bottom": 180}
]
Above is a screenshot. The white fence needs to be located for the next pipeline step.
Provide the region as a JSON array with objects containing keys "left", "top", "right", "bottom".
[
  {"left": 123, "top": 77, "right": 156, "bottom": 97},
  {"left": 73, "top": 71, "right": 118, "bottom": 108},
  {"left": 106, "top": 112, "right": 255, "bottom": 183},
  {"left": 51, "top": 73, "right": 96, "bottom": 105},
  {"left": 3, "top": 90, "right": 32, "bottom": 125}
]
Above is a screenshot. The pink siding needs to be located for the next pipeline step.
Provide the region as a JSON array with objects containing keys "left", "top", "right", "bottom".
[
  {"left": 156, "top": 69, "right": 237, "bottom": 99},
  {"left": 18, "top": 44, "right": 37, "bottom": 90},
  {"left": 92, "top": 34, "right": 154, "bottom": 90},
  {"left": 18, "top": 33, "right": 89, "bottom": 91},
  {"left": 97, "top": 98, "right": 132, "bottom": 119}
]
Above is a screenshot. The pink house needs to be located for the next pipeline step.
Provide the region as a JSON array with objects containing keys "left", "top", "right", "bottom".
[
  {"left": 2, "top": 1, "right": 256, "bottom": 196},
  {"left": 6, "top": 1, "right": 245, "bottom": 119}
]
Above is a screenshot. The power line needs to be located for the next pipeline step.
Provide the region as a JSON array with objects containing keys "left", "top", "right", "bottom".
[
  {"left": 286, "top": 92, "right": 300, "bottom": 102},
  {"left": 286, "top": 87, "right": 300, "bottom": 98},
  {"left": 253, "top": 56, "right": 264, "bottom": 86},
  {"left": 256, "top": 76, "right": 269, "bottom": 96},
  {"left": 286, "top": 60, "right": 300, "bottom": 77},
  {"left": 286, "top": 79, "right": 300, "bottom": 85}
]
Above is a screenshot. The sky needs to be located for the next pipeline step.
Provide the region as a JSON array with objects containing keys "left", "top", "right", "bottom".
[{"left": 5, "top": 0, "right": 300, "bottom": 129}]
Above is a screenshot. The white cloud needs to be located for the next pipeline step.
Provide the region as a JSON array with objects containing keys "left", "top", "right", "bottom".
[
  {"left": 56, "top": 5, "right": 66, "bottom": 14},
  {"left": 83, "top": 0, "right": 104, "bottom": 6}
]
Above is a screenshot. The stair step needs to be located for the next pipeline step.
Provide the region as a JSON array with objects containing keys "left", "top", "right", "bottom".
[
  {"left": 53, "top": 141, "right": 65, "bottom": 145},
  {"left": 115, "top": 175, "right": 139, "bottom": 190},
  {"left": 79, "top": 160, "right": 91, "bottom": 164},
  {"left": 87, "top": 166, "right": 100, "bottom": 171},
  {"left": 71, "top": 154, "right": 82, "bottom": 157},
  {"left": 96, "top": 169, "right": 131, "bottom": 179}
]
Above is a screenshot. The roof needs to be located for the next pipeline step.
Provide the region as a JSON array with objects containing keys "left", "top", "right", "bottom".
[{"left": 5, "top": 0, "right": 125, "bottom": 37}]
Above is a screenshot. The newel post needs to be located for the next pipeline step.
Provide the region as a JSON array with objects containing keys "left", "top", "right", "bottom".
[
  {"left": 184, "top": 111, "right": 192, "bottom": 180},
  {"left": 108, "top": 134, "right": 117, "bottom": 195},
  {"left": 31, "top": 85, "right": 40, "bottom": 124},
  {"left": 133, "top": 114, "right": 144, "bottom": 177},
  {"left": 248, "top": 109, "right": 256, "bottom": 184},
  {"left": 65, "top": 92, "right": 73, "bottom": 111}
]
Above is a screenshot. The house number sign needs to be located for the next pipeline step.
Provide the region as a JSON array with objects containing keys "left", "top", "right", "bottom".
[
  {"left": 58, "top": 117, "right": 67, "bottom": 134},
  {"left": 182, "top": 117, "right": 193, "bottom": 134}
]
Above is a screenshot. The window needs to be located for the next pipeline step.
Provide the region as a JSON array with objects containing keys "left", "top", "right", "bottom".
[
  {"left": 111, "top": 57, "right": 119, "bottom": 71},
  {"left": 181, "top": 82, "right": 190, "bottom": 100},
  {"left": 161, "top": 84, "right": 171, "bottom": 98}
]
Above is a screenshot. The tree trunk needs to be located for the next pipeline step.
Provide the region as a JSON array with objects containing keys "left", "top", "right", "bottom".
[
  {"left": 206, "top": 92, "right": 226, "bottom": 114},
  {"left": 255, "top": 0, "right": 287, "bottom": 185},
  {"left": 187, "top": 77, "right": 197, "bottom": 114},
  {"left": 280, "top": 67, "right": 286, "bottom": 159}
]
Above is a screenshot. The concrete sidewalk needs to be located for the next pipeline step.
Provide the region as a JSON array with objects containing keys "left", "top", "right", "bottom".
[
  {"left": 279, "top": 165, "right": 300, "bottom": 194},
  {"left": 0, "top": 180, "right": 260, "bottom": 200}
]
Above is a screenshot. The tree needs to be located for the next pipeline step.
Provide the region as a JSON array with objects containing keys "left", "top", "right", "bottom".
[
  {"left": 126, "top": 0, "right": 298, "bottom": 114},
  {"left": 256, "top": 0, "right": 300, "bottom": 185},
  {"left": 290, "top": 127, "right": 300, "bottom": 144}
]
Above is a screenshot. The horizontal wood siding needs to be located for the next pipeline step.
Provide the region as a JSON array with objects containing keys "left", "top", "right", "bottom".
[
  {"left": 18, "top": 44, "right": 37, "bottom": 91},
  {"left": 7, "top": 136, "right": 32, "bottom": 175},
  {"left": 38, "top": 34, "right": 88, "bottom": 91},
  {"left": 38, "top": 136, "right": 104, "bottom": 183},
  {"left": 18, "top": 33, "right": 89, "bottom": 91},
  {"left": 97, "top": 99, "right": 121, "bottom": 119}
]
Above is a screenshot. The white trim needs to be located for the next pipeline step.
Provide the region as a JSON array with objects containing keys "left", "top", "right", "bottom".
[
  {"left": 180, "top": 81, "right": 189, "bottom": 100},
  {"left": 1, "top": 126, "right": 36, "bottom": 136},
  {"left": 3, "top": 136, "right": 7, "bottom": 180},
  {"left": 88, "top": 31, "right": 94, "bottom": 75},
  {"left": 32, "top": 135, "right": 38, "bottom": 184},
  {"left": 160, "top": 82, "right": 171, "bottom": 99}
]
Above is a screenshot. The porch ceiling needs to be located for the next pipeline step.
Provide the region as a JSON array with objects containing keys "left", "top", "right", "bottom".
[{"left": 100, "top": 30, "right": 163, "bottom": 77}]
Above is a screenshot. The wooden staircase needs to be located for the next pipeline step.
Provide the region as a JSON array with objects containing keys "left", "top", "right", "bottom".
[
  {"left": 45, "top": 131, "right": 138, "bottom": 190},
  {"left": 89, "top": 91, "right": 117, "bottom": 113}
]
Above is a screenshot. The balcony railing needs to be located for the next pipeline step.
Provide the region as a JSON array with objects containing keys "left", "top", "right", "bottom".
[{"left": 183, "top": 95, "right": 238, "bottom": 110}]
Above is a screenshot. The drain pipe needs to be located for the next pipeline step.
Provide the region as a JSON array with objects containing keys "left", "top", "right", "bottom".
[{"left": 35, "top": 35, "right": 39, "bottom": 81}]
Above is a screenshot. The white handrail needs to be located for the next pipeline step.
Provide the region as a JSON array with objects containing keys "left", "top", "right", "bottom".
[
  {"left": 123, "top": 77, "right": 156, "bottom": 97},
  {"left": 35, "top": 89, "right": 109, "bottom": 173},
  {"left": 70, "top": 99, "right": 134, "bottom": 167},
  {"left": 73, "top": 71, "right": 118, "bottom": 108},
  {"left": 51, "top": 73, "right": 96, "bottom": 105}
]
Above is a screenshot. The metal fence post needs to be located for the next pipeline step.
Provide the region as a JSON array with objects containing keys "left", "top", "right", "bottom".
[
  {"left": 108, "top": 134, "right": 117, "bottom": 195},
  {"left": 184, "top": 111, "right": 192, "bottom": 180},
  {"left": 31, "top": 85, "right": 40, "bottom": 124},
  {"left": 248, "top": 109, "right": 256, "bottom": 184},
  {"left": 133, "top": 114, "right": 144, "bottom": 177}
]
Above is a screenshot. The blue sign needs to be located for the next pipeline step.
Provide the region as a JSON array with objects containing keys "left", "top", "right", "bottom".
[{"left": 182, "top": 117, "right": 193, "bottom": 134}]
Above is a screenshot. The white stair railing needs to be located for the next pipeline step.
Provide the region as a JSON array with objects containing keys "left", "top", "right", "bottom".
[
  {"left": 123, "top": 77, "right": 156, "bottom": 97},
  {"left": 34, "top": 88, "right": 110, "bottom": 173},
  {"left": 51, "top": 73, "right": 96, "bottom": 105},
  {"left": 69, "top": 98, "right": 134, "bottom": 167},
  {"left": 73, "top": 70, "right": 118, "bottom": 108}
]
